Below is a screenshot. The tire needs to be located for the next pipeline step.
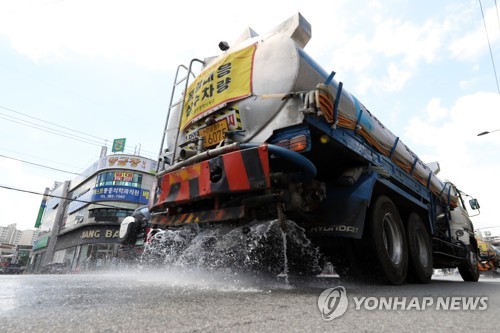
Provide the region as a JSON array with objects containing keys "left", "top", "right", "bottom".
[
  {"left": 458, "top": 243, "right": 480, "bottom": 282},
  {"left": 406, "top": 213, "right": 433, "bottom": 283},
  {"left": 365, "top": 195, "right": 408, "bottom": 285}
]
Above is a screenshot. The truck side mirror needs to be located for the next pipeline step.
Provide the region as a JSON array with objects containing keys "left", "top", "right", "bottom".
[{"left": 469, "top": 199, "right": 480, "bottom": 210}]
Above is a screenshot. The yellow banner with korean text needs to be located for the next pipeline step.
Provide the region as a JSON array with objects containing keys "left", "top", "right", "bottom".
[{"left": 180, "top": 44, "right": 256, "bottom": 129}]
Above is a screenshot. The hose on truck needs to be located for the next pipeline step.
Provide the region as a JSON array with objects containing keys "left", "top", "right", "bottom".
[
  {"left": 305, "top": 83, "right": 401, "bottom": 159},
  {"left": 240, "top": 143, "right": 317, "bottom": 182},
  {"left": 304, "top": 83, "right": 458, "bottom": 208},
  {"left": 161, "top": 142, "right": 317, "bottom": 183}
]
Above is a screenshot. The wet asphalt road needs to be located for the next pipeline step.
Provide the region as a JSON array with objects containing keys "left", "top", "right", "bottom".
[{"left": 1, "top": 269, "right": 499, "bottom": 333}]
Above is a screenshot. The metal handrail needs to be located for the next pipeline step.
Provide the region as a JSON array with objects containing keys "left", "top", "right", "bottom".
[{"left": 170, "top": 58, "right": 205, "bottom": 166}]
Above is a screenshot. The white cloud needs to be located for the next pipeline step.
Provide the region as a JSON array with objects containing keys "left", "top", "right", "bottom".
[
  {"left": 425, "top": 98, "right": 448, "bottom": 122},
  {"left": 449, "top": 28, "right": 487, "bottom": 61},
  {"left": 1, "top": 0, "right": 351, "bottom": 71},
  {"left": 459, "top": 78, "right": 480, "bottom": 90},
  {"left": 404, "top": 92, "right": 500, "bottom": 229},
  {"left": 0, "top": 0, "right": 270, "bottom": 70},
  {"left": 372, "top": 18, "right": 445, "bottom": 66},
  {"left": 0, "top": 0, "right": 472, "bottom": 95},
  {"left": 406, "top": 92, "right": 500, "bottom": 149},
  {"left": 368, "top": 0, "right": 382, "bottom": 10},
  {"left": 332, "top": 12, "right": 450, "bottom": 94},
  {"left": 449, "top": 6, "right": 499, "bottom": 61},
  {"left": 381, "top": 63, "right": 412, "bottom": 92}
]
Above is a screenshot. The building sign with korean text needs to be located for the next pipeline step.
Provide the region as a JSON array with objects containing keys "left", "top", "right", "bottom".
[
  {"left": 103, "top": 155, "right": 157, "bottom": 174},
  {"left": 180, "top": 44, "right": 256, "bottom": 129},
  {"left": 69, "top": 155, "right": 157, "bottom": 191},
  {"left": 113, "top": 171, "right": 134, "bottom": 182},
  {"left": 91, "top": 185, "right": 150, "bottom": 204}
]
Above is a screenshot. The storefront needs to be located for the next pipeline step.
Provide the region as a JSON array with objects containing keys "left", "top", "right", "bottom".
[
  {"left": 55, "top": 225, "right": 122, "bottom": 272},
  {"left": 29, "top": 234, "right": 50, "bottom": 272}
]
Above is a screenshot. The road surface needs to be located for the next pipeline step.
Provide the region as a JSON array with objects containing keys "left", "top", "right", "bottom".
[{"left": 1, "top": 269, "right": 499, "bottom": 333}]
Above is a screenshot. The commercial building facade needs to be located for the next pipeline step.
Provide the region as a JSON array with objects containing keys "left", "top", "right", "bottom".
[
  {"left": 30, "top": 149, "right": 156, "bottom": 273},
  {"left": 30, "top": 181, "right": 70, "bottom": 272}
]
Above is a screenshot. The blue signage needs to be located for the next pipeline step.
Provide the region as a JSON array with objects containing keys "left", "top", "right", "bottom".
[{"left": 91, "top": 186, "right": 150, "bottom": 204}]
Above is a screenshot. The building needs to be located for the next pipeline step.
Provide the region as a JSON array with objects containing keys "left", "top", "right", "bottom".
[
  {"left": 29, "top": 147, "right": 156, "bottom": 273},
  {"left": 0, "top": 223, "right": 22, "bottom": 245},
  {"left": 29, "top": 181, "right": 70, "bottom": 272},
  {"left": 0, "top": 224, "right": 39, "bottom": 266},
  {"left": 16, "top": 245, "right": 33, "bottom": 266},
  {"left": 0, "top": 243, "right": 16, "bottom": 264},
  {"left": 0, "top": 224, "right": 38, "bottom": 246},
  {"left": 18, "top": 229, "right": 39, "bottom": 246}
]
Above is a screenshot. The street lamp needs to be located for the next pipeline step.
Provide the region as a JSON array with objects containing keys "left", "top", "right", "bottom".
[{"left": 477, "top": 128, "right": 500, "bottom": 136}]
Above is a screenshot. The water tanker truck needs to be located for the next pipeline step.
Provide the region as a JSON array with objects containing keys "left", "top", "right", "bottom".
[{"left": 119, "top": 13, "right": 481, "bottom": 285}]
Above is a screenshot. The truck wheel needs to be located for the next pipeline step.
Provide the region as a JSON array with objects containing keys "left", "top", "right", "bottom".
[
  {"left": 458, "top": 244, "right": 480, "bottom": 282},
  {"left": 406, "top": 213, "right": 433, "bottom": 283},
  {"left": 366, "top": 195, "right": 408, "bottom": 285}
]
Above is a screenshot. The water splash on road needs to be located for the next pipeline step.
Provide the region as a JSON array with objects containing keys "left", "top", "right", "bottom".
[{"left": 137, "top": 219, "right": 323, "bottom": 279}]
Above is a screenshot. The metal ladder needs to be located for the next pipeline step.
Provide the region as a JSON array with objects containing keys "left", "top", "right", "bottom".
[{"left": 157, "top": 59, "right": 204, "bottom": 172}]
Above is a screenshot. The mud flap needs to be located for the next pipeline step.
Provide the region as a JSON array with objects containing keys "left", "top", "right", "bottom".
[{"left": 309, "top": 172, "right": 377, "bottom": 239}]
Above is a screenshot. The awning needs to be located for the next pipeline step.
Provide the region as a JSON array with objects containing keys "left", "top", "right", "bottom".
[{"left": 87, "top": 202, "right": 141, "bottom": 211}]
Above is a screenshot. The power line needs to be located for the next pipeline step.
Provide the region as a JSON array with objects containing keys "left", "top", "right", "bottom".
[
  {"left": 0, "top": 184, "right": 130, "bottom": 210},
  {"left": 0, "top": 147, "right": 85, "bottom": 170},
  {"left": 0, "top": 68, "right": 160, "bottom": 156},
  {"left": 0, "top": 154, "right": 80, "bottom": 175},
  {"left": 0, "top": 104, "right": 158, "bottom": 159},
  {"left": 0, "top": 104, "right": 105, "bottom": 141},
  {"left": 0, "top": 113, "right": 105, "bottom": 147},
  {"left": 479, "top": 0, "right": 500, "bottom": 94}
]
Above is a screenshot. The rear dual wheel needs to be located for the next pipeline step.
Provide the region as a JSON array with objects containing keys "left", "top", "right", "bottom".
[
  {"left": 365, "top": 197, "right": 436, "bottom": 284},
  {"left": 406, "top": 213, "right": 433, "bottom": 283},
  {"left": 366, "top": 195, "right": 408, "bottom": 285},
  {"left": 335, "top": 196, "right": 435, "bottom": 285}
]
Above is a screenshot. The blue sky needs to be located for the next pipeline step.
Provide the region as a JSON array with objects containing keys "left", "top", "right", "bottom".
[{"left": 1, "top": 0, "right": 499, "bottom": 237}]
